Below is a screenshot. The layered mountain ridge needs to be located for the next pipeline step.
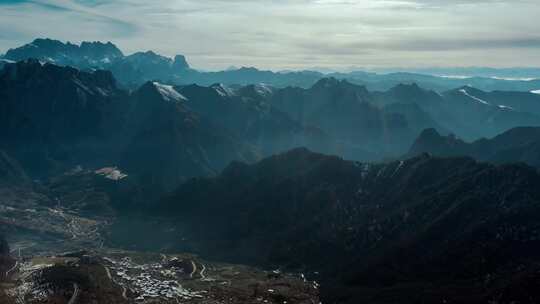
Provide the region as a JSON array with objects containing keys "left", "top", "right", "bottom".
[
  {"left": 4, "top": 38, "right": 540, "bottom": 92},
  {"left": 2, "top": 58, "right": 540, "bottom": 191},
  {"left": 374, "top": 82, "right": 540, "bottom": 140},
  {"left": 2, "top": 38, "right": 192, "bottom": 86},
  {"left": 0, "top": 60, "right": 258, "bottom": 198},
  {"left": 3, "top": 38, "right": 540, "bottom": 304},
  {"left": 408, "top": 126, "right": 540, "bottom": 167},
  {"left": 155, "top": 147, "right": 540, "bottom": 303}
]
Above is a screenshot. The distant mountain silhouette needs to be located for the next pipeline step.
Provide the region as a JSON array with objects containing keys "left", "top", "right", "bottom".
[
  {"left": 409, "top": 127, "right": 540, "bottom": 167},
  {"left": 108, "top": 51, "right": 192, "bottom": 85},
  {"left": 269, "top": 78, "right": 447, "bottom": 159},
  {"left": 2, "top": 39, "right": 191, "bottom": 86},
  {"left": 375, "top": 83, "right": 540, "bottom": 140},
  {"left": 5, "top": 38, "right": 540, "bottom": 91},
  {"left": 4, "top": 38, "right": 123, "bottom": 68}
]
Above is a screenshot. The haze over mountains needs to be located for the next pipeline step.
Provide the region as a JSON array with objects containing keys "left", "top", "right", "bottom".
[
  {"left": 5, "top": 42, "right": 540, "bottom": 170},
  {"left": 3, "top": 38, "right": 540, "bottom": 304},
  {"left": 408, "top": 127, "right": 540, "bottom": 168},
  {"left": 3, "top": 38, "right": 540, "bottom": 92}
]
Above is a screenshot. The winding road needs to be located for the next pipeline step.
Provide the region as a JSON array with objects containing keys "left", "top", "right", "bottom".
[
  {"left": 104, "top": 266, "right": 112, "bottom": 280},
  {"left": 67, "top": 283, "right": 79, "bottom": 304},
  {"left": 199, "top": 263, "right": 206, "bottom": 280},
  {"left": 189, "top": 261, "right": 197, "bottom": 278}
]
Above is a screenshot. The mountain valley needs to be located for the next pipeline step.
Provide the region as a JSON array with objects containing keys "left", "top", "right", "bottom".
[{"left": 2, "top": 38, "right": 540, "bottom": 304}]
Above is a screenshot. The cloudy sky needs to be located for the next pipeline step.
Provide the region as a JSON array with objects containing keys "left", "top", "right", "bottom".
[{"left": 0, "top": 0, "right": 539, "bottom": 70}]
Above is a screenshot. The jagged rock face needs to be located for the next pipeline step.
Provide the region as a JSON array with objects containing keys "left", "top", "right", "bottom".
[
  {"left": 111, "top": 51, "right": 179, "bottom": 84},
  {"left": 2, "top": 38, "right": 322, "bottom": 87},
  {"left": 121, "top": 82, "right": 258, "bottom": 194},
  {"left": 4, "top": 38, "right": 123, "bottom": 68},
  {"left": 7, "top": 39, "right": 540, "bottom": 93},
  {"left": 173, "top": 55, "right": 189, "bottom": 71},
  {"left": 0, "top": 60, "right": 127, "bottom": 177},
  {"left": 408, "top": 126, "right": 540, "bottom": 167},
  {"left": 2, "top": 38, "right": 192, "bottom": 87},
  {"left": 157, "top": 148, "right": 540, "bottom": 303}
]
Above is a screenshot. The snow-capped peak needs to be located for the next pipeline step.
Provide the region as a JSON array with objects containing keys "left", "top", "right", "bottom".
[
  {"left": 458, "top": 88, "right": 490, "bottom": 105},
  {"left": 497, "top": 105, "right": 514, "bottom": 110},
  {"left": 212, "top": 83, "right": 235, "bottom": 97},
  {"left": 254, "top": 83, "right": 273, "bottom": 96},
  {"left": 152, "top": 82, "right": 187, "bottom": 102},
  {"left": 95, "top": 167, "right": 128, "bottom": 180}
]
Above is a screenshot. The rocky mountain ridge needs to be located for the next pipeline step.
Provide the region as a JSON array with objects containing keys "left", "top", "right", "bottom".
[{"left": 155, "top": 148, "right": 540, "bottom": 303}]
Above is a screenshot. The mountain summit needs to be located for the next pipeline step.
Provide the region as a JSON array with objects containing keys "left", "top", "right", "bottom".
[{"left": 4, "top": 38, "right": 123, "bottom": 67}]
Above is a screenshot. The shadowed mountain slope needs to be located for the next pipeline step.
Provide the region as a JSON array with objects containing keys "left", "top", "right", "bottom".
[{"left": 156, "top": 148, "right": 540, "bottom": 303}]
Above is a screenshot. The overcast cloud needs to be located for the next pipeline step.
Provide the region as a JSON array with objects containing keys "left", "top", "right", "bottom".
[{"left": 0, "top": 0, "right": 539, "bottom": 70}]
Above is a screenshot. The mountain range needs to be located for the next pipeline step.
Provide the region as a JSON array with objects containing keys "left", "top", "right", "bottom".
[
  {"left": 408, "top": 127, "right": 540, "bottom": 167},
  {"left": 374, "top": 83, "right": 540, "bottom": 141},
  {"left": 154, "top": 148, "right": 540, "bottom": 304},
  {"left": 3, "top": 38, "right": 540, "bottom": 304},
  {"left": 1, "top": 38, "right": 190, "bottom": 86},
  {"left": 3, "top": 58, "right": 540, "bottom": 195},
  {"left": 0, "top": 59, "right": 260, "bottom": 196},
  {"left": 3, "top": 38, "right": 540, "bottom": 92}
]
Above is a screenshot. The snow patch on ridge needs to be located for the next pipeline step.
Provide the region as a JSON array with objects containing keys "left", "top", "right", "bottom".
[
  {"left": 497, "top": 105, "right": 514, "bottom": 110},
  {"left": 490, "top": 76, "right": 536, "bottom": 81},
  {"left": 254, "top": 83, "right": 273, "bottom": 96},
  {"left": 439, "top": 75, "right": 472, "bottom": 79},
  {"left": 458, "top": 89, "right": 490, "bottom": 105},
  {"left": 153, "top": 82, "right": 187, "bottom": 102},
  {"left": 212, "top": 83, "right": 235, "bottom": 97},
  {"left": 392, "top": 161, "right": 404, "bottom": 177},
  {"left": 95, "top": 167, "right": 128, "bottom": 180}
]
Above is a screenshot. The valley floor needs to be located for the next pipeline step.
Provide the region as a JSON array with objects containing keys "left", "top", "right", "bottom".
[{"left": 0, "top": 191, "right": 319, "bottom": 304}]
